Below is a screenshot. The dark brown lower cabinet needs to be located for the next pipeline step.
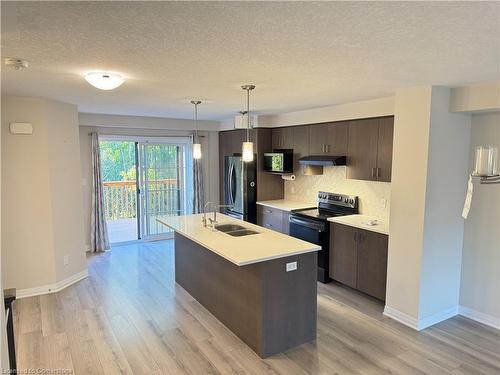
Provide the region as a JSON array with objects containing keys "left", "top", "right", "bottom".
[
  {"left": 329, "top": 223, "right": 388, "bottom": 301},
  {"left": 330, "top": 224, "right": 358, "bottom": 288},
  {"left": 257, "top": 205, "right": 290, "bottom": 234},
  {"left": 356, "top": 230, "right": 388, "bottom": 300}
]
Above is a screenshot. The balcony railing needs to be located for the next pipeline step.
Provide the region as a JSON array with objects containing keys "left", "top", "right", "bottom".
[{"left": 103, "top": 179, "right": 180, "bottom": 221}]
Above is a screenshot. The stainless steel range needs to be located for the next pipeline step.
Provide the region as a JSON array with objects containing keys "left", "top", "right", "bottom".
[{"left": 289, "top": 191, "right": 358, "bottom": 283}]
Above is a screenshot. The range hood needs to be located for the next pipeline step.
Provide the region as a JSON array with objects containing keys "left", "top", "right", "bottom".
[{"left": 298, "top": 155, "right": 347, "bottom": 166}]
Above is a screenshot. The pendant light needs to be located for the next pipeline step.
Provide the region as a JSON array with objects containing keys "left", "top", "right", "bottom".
[
  {"left": 241, "top": 84, "right": 256, "bottom": 162},
  {"left": 191, "top": 100, "right": 202, "bottom": 159}
]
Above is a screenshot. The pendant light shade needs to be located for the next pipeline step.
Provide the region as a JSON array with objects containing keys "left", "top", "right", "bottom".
[
  {"left": 191, "top": 100, "right": 202, "bottom": 159},
  {"left": 241, "top": 85, "right": 256, "bottom": 163},
  {"left": 193, "top": 143, "right": 202, "bottom": 159},
  {"left": 242, "top": 141, "right": 254, "bottom": 162}
]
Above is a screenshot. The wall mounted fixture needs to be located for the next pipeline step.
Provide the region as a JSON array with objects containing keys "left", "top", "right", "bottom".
[
  {"left": 191, "top": 100, "right": 202, "bottom": 159},
  {"left": 472, "top": 146, "right": 499, "bottom": 184},
  {"left": 241, "top": 85, "right": 256, "bottom": 162},
  {"left": 85, "top": 72, "right": 124, "bottom": 90},
  {"left": 4, "top": 57, "right": 29, "bottom": 70}
]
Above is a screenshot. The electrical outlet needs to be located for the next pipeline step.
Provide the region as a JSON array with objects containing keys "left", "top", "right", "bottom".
[
  {"left": 286, "top": 261, "right": 297, "bottom": 272},
  {"left": 63, "top": 255, "right": 69, "bottom": 266}
]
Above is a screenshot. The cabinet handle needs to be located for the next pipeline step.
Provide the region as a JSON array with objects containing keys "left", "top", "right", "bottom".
[
  {"left": 371, "top": 167, "right": 376, "bottom": 177},
  {"left": 265, "top": 223, "right": 272, "bottom": 227},
  {"left": 322, "top": 144, "right": 326, "bottom": 153},
  {"left": 326, "top": 144, "right": 330, "bottom": 153},
  {"left": 376, "top": 167, "right": 381, "bottom": 178},
  {"left": 266, "top": 209, "right": 273, "bottom": 214}
]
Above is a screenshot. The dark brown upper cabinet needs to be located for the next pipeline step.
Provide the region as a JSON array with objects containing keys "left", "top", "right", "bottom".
[
  {"left": 271, "top": 127, "right": 293, "bottom": 149},
  {"left": 292, "top": 126, "right": 310, "bottom": 173},
  {"left": 347, "top": 117, "right": 394, "bottom": 182},
  {"left": 309, "top": 122, "right": 348, "bottom": 156}
]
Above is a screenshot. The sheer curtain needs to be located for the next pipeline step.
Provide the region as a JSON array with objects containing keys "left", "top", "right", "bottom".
[{"left": 90, "top": 132, "right": 110, "bottom": 252}]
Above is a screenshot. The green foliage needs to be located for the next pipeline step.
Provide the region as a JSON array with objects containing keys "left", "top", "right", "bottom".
[
  {"left": 100, "top": 141, "right": 136, "bottom": 182},
  {"left": 100, "top": 141, "right": 181, "bottom": 182}
]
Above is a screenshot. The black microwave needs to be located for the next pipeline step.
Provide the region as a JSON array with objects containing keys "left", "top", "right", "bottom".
[{"left": 263, "top": 149, "right": 294, "bottom": 173}]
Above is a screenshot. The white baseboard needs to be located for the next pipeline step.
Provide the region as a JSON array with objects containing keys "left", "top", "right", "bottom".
[
  {"left": 459, "top": 305, "right": 500, "bottom": 330},
  {"left": 17, "top": 269, "right": 89, "bottom": 298},
  {"left": 383, "top": 306, "right": 419, "bottom": 330},
  {"left": 383, "top": 305, "right": 458, "bottom": 331},
  {"left": 418, "top": 306, "right": 458, "bottom": 330}
]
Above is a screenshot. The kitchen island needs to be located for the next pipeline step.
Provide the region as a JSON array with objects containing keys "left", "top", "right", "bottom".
[{"left": 157, "top": 213, "right": 321, "bottom": 358}]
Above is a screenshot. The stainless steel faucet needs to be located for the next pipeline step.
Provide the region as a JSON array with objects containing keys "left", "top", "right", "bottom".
[
  {"left": 202, "top": 202, "right": 215, "bottom": 227},
  {"left": 202, "top": 202, "right": 233, "bottom": 229}
]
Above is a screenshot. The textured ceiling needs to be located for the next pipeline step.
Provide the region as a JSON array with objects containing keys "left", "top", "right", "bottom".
[{"left": 2, "top": 1, "right": 500, "bottom": 120}]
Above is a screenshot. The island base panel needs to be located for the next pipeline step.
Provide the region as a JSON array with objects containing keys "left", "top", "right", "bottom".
[{"left": 174, "top": 232, "right": 317, "bottom": 358}]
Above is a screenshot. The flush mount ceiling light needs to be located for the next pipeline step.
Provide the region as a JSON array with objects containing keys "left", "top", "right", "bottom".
[
  {"left": 241, "top": 84, "right": 256, "bottom": 162},
  {"left": 84, "top": 72, "right": 124, "bottom": 90},
  {"left": 191, "top": 100, "right": 202, "bottom": 160},
  {"left": 4, "top": 57, "right": 29, "bottom": 70}
]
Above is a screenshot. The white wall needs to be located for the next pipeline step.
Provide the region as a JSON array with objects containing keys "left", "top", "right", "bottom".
[
  {"left": 258, "top": 96, "right": 394, "bottom": 128},
  {"left": 79, "top": 125, "right": 219, "bottom": 249},
  {"left": 79, "top": 112, "right": 220, "bottom": 131},
  {"left": 385, "top": 86, "right": 433, "bottom": 322},
  {"left": 0, "top": 98, "right": 9, "bottom": 370},
  {"left": 459, "top": 112, "right": 500, "bottom": 329},
  {"left": 450, "top": 81, "right": 500, "bottom": 113},
  {"left": 419, "top": 87, "right": 471, "bottom": 321},
  {"left": 1, "top": 96, "right": 87, "bottom": 295},
  {"left": 385, "top": 86, "right": 471, "bottom": 330},
  {"left": 2, "top": 97, "right": 58, "bottom": 289},
  {"left": 219, "top": 96, "right": 394, "bottom": 130}
]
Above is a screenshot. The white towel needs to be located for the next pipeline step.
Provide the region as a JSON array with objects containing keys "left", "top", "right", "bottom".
[{"left": 462, "top": 174, "right": 473, "bottom": 219}]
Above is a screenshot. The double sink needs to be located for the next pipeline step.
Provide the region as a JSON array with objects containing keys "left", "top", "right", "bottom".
[{"left": 214, "top": 223, "right": 260, "bottom": 237}]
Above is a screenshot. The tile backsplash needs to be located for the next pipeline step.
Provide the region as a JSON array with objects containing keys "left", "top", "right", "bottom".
[{"left": 284, "top": 166, "right": 391, "bottom": 219}]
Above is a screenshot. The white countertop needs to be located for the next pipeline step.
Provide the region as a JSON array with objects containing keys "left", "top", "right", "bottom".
[
  {"left": 327, "top": 214, "right": 389, "bottom": 235},
  {"left": 256, "top": 200, "right": 315, "bottom": 212},
  {"left": 157, "top": 213, "right": 321, "bottom": 266}
]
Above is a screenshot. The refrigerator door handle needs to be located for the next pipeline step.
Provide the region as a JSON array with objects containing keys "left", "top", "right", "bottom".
[{"left": 228, "top": 162, "right": 235, "bottom": 205}]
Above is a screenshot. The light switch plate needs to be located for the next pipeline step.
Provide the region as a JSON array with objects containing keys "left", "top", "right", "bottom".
[{"left": 286, "top": 261, "right": 297, "bottom": 272}]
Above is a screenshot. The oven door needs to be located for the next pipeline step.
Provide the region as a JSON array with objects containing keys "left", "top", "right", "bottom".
[{"left": 289, "top": 215, "right": 330, "bottom": 283}]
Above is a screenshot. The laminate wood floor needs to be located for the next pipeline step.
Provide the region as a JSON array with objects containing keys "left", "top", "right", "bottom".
[{"left": 14, "top": 240, "right": 500, "bottom": 375}]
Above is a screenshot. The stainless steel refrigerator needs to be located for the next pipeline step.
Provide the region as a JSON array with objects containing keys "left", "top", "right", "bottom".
[{"left": 224, "top": 155, "right": 257, "bottom": 223}]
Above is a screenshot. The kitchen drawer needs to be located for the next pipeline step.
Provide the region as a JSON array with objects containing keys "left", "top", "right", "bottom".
[{"left": 257, "top": 205, "right": 285, "bottom": 233}]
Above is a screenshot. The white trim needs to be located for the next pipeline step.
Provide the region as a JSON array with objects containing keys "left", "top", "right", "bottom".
[
  {"left": 459, "top": 305, "right": 500, "bottom": 330},
  {"left": 383, "top": 306, "right": 419, "bottom": 330},
  {"left": 100, "top": 135, "right": 192, "bottom": 144},
  {"left": 417, "top": 306, "right": 458, "bottom": 330},
  {"left": 17, "top": 270, "right": 88, "bottom": 299},
  {"left": 383, "top": 305, "right": 458, "bottom": 331}
]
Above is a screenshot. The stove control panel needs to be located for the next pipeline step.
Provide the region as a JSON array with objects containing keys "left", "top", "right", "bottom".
[{"left": 317, "top": 191, "right": 358, "bottom": 209}]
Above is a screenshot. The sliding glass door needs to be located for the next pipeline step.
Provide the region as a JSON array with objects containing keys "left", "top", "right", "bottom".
[
  {"left": 99, "top": 140, "right": 139, "bottom": 243},
  {"left": 100, "top": 136, "right": 192, "bottom": 244},
  {"left": 138, "top": 139, "right": 192, "bottom": 239}
]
